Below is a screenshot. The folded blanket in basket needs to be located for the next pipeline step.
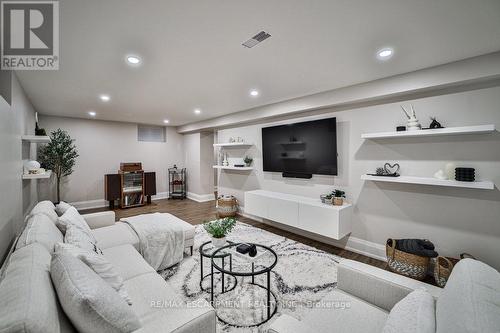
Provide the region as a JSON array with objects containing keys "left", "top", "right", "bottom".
[
  {"left": 395, "top": 239, "right": 438, "bottom": 258},
  {"left": 121, "top": 213, "right": 185, "bottom": 270}
]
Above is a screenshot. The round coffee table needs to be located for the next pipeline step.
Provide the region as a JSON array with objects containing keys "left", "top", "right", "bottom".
[
  {"left": 199, "top": 241, "right": 237, "bottom": 293},
  {"left": 211, "top": 243, "right": 278, "bottom": 327}
]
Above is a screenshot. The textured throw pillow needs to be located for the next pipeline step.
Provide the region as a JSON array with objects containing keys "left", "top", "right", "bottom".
[
  {"left": 57, "top": 206, "right": 94, "bottom": 238},
  {"left": 54, "top": 242, "right": 132, "bottom": 305},
  {"left": 30, "top": 200, "right": 58, "bottom": 224},
  {"left": 50, "top": 252, "right": 142, "bottom": 333},
  {"left": 56, "top": 201, "right": 72, "bottom": 216},
  {"left": 382, "top": 289, "right": 436, "bottom": 333},
  {"left": 65, "top": 223, "right": 102, "bottom": 254},
  {"left": 16, "top": 213, "right": 64, "bottom": 252}
]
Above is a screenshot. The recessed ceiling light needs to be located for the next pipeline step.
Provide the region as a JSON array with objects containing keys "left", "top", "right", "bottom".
[
  {"left": 99, "top": 94, "right": 110, "bottom": 102},
  {"left": 250, "top": 89, "right": 259, "bottom": 97},
  {"left": 376, "top": 47, "right": 394, "bottom": 60},
  {"left": 194, "top": 109, "right": 201, "bottom": 115},
  {"left": 88, "top": 111, "right": 96, "bottom": 117},
  {"left": 126, "top": 55, "right": 141, "bottom": 65},
  {"left": 163, "top": 119, "right": 170, "bottom": 124}
]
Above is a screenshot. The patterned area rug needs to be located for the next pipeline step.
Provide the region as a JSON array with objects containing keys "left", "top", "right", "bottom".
[{"left": 159, "top": 222, "right": 341, "bottom": 332}]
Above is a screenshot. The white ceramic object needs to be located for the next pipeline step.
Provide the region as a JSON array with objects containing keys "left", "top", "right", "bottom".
[
  {"left": 24, "top": 160, "right": 41, "bottom": 174},
  {"left": 401, "top": 104, "right": 422, "bottom": 131},
  {"left": 434, "top": 170, "right": 447, "bottom": 180},
  {"left": 211, "top": 236, "right": 227, "bottom": 248},
  {"left": 445, "top": 163, "right": 456, "bottom": 180}
]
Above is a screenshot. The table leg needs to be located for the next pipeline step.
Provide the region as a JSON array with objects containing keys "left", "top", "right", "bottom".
[
  {"left": 252, "top": 262, "right": 255, "bottom": 284},
  {"left": 211, "top": 261, "right": 214, "bottom": 304},
  {"left": 267, "top": 270, "right": 271, "bottom": 319},
  {"left": 200, "top": 251, "right": 203, "bottom": 283},
  {"left": 222, "top": 257, "right": 225, "bottom": 293}
]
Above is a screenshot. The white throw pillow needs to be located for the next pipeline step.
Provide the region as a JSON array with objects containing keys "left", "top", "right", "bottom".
[
  {"left": 57, "top": 206, "right": 94, "bottom": 238},
  {"left": 65, "top": 223, "right": 102, "bottom": 254},
  {"left": 16, "top": 213, "right": 63, "bottom": 252},
  {"left": 50, "top": 252, "right": 141, "bottom": 333},
  {"left": 382, "top": 289, "right": 436, "bottom": 333},
  {"left": 55, "top": 201, "right": 72, "bottom": 216},
  {"left": 30, "top": 200, "right": 58, "bottom": 224},
  {"left": 54, "top": 243, "right": 132, "bottom": 305}
]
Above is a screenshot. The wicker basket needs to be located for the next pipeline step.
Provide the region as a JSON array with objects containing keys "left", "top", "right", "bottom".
[
  {"left": 216, "top": 195, "right": 238, "bottom": 218},
  {"left": 386, "top": 239, "right": 430, "bottom": 280},
  {"left": 433, "top": 256, "right": 454, "bottom": 287}
]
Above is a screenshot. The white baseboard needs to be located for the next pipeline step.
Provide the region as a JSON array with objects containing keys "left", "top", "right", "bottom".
[
  {"left": 238, "top": 206, "right": 386, "bottom": 262},
  {"left": 187, "top": 192, "right": 214, "bottom": 202},
  {"left": 70, "top": 191, "right": 170, "bottom": 210}
]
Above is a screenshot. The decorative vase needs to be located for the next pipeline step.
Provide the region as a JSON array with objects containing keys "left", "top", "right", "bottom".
[
  {"left": 211, "top": 236, "right": 226, "bottom": 248},
  {"left": 333, "top": 197, "right": 343, "bottom": 206}
]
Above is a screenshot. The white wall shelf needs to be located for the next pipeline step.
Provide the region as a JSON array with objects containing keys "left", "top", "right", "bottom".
[
  {"left": 21, "top": 135, "right": 51, "bottom": 143},
  {"left": 213, "top": 142, "right": 253, "bottom": 148},
  {"left": 361, "top": 124, "right": 495, "bottom": 139},
  {"left": 213, "top": 165, "right": 253, "bottom": 171},
  {"left": 361, "top": 174, "right": 494, "bottom": 190},
  {"left": 22, "top": 170, "right": 52, "bottom": 180}
]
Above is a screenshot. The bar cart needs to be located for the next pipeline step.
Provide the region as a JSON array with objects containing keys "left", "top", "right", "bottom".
[{"left": 168, "top": 165, "right": 186, "bottom": 199}]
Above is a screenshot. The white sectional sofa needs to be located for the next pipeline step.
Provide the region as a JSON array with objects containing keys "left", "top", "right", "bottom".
[
  {"left": 0, "top": 202, "right": 215, "bottom": 333},
  {"left": 268, "top": 258, "right": 500, "bottom": 333}
]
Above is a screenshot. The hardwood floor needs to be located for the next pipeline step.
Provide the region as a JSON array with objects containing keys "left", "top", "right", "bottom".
[{"left": 82, "top": 198, "right": 388, "bottom": 270}]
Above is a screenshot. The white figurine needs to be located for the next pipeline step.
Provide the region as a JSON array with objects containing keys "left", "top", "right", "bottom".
[
  {"left": 401, "top": 104, "right": 422, "bottom": 131},
  {"left": 445, "top": 163, "right": 456, "bottom": 180},
  {"left": 434, "top": 169, "right": 447, "bottom": 180}
]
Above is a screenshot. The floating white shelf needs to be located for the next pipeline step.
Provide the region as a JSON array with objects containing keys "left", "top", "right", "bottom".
[
  {"left": 21, "top": 135, "right": 51, "bottom": 143},
  {"left": 213, "top": 142, "right": 253, "bottom": 148},
  {"left": 361, "top": 124, "right": 496, "bottom": 139},
  {"left": 213, "top": 165, "right": 253, "bottom": 171},
  {"left": 361, "top": 174, "right": 494, "bottom": 190},
  {"left": 22, "top": 170, "right": 52, "bottom": 180}
]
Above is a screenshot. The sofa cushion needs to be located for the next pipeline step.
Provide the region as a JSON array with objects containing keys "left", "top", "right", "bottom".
[
  {"left": 55, "top": 243, "right": 132, "bottom": 305},
  {"left": 16, "top": 213, "right": 63, "bottom": 252},
  {"left": 120, "top": 213, "right": 195, "bottom": 241},
  {"left": 102, "top": 244, "right": 155, "bottom": 281},
  {"left": 290, "top": 289, "right": 388, "bottom": 333},
  {"left": 51, "top": 252, "right": 142, "bottom": 333},
  {"left": 382, "top": 289, "right": 435, "bottom": 333},
  {"left": 93, "top": 222, "right": 140, "bottom": 250},
  {"left": 436, "top": 259, "right": 500, "bottom": 333},
  {"left": 124, "top": 273, "right": 215, "bottom": 333},
  {"left": 56, "top": 201, "right": 72, "bottom": 216},
  {"left": 57, "top": 207, "right": 94, "bottom": 239},
  {"left": 65, "top": 223, "right": 101, "bottom": 253},
  {"left": 0, "top": 243, "right": 75, "bottom": 333},
  {"left": 30, "top": 200, "right": 58, "bottom": 224}
]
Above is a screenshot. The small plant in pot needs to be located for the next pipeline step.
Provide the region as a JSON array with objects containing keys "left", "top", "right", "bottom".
[
  {"left": 203, "top": 217, "right": 236, "bottom": 247},
  {"left": 320, "top": 193, "right": 333, "bottom": 204},
  {"left": 332, "top": 189, "right": 346, "bottom": 206},
  {"left": 243, "top": 156, "right": 253, "bottom": 167}
]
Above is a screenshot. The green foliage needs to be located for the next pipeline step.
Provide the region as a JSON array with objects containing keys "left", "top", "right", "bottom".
[
  {"left": 38, "top": 129, "right": 78, "bottom": 202},
  {"left": 333, "top": 189, "right": 346, "bottom": 198},
  {"left": 244, "top": 156, "right": 253, "bottom": 165},
  {"left": 203, "top": 217, "right": 236, "bottom": 238}
]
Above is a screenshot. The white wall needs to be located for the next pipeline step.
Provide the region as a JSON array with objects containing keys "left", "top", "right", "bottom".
[
  {"left": 217, "top": 86, "right": 500, "bottom": 269},
  {"left": 0, "top": 72, "right": 38, "bottom": 261},
  {"left": 39, "top": 116, "right": 184, "bottom": 207},
  {"left": 183, "top": 132, "right": 214, "bottom": 199}
]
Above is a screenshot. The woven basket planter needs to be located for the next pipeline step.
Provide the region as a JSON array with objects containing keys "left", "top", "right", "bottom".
[
  {"left": 433, "top": 256, "right": 454, "bottom": 287},
  {"left": 386, "top": 239, "right": 430, "bottom": 280},
  {"left": 217, "top": 195, "right": 238, "bottom": 218}
]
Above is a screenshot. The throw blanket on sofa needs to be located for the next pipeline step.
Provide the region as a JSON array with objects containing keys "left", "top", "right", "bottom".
[{"left": 121, "top": 213, "right": 185, "bottom": 270}]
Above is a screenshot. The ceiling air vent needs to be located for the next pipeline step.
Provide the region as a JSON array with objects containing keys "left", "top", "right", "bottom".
[{"left": 242, "top": 31, "right": 271, "bottom": 48}]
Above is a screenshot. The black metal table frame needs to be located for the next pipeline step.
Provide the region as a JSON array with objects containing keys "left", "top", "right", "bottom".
[
  {"left": 199, "top": 241, "right": 237, "bottom": 293},
  {"left": 210, "top": 243, "right": 278, "bottom": 327}
]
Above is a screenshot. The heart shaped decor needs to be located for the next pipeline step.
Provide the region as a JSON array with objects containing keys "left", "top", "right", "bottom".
[{"left": 384, "top": 163, "right": 400, "bottom": 175}]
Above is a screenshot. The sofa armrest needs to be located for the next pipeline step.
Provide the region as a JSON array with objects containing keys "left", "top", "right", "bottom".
[
  {"left": 266, "top": 314, "right": 314, "bottom": 333},
  {"left": 82, "top": 211, "right": 116, "bottom": 229},
  {"left": 337, "top": 259, "right": 442, "bottom": 312}
]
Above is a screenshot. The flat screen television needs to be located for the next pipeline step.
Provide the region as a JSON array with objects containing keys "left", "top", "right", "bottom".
[{"left": 262, "top": 117, "right": 337, "bottom": 176}]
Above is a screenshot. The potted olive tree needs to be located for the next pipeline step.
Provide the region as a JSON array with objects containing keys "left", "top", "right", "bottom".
[{"left": 203, "top": 217, "right": 236, "bottom": 247}]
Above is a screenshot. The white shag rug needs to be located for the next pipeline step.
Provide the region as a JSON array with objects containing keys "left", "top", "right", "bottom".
[{"left": 159, "top": 222, "right": 341, "bottom": 332}]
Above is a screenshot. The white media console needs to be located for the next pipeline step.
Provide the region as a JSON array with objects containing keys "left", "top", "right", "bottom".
[{"left": 244, "top": 190, "right": 352, "bottom": 240}]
